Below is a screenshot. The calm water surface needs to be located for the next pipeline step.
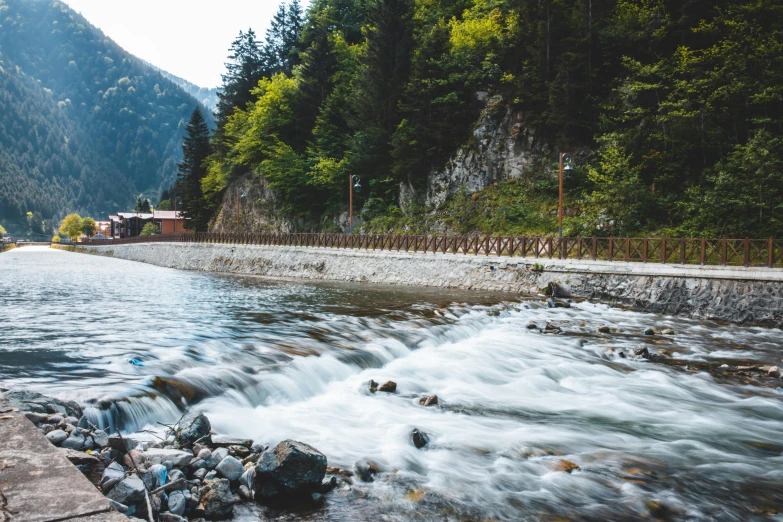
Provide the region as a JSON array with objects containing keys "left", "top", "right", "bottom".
[{"left": 2, "top": 246, "right": 783, "bottom": 521}]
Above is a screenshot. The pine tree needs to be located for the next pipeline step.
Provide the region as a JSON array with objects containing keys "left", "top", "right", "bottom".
[
  {"left": 215, "top": 29, "right": 265, "bottom": 131},
  {"left": 176, "top": 109, "right": 212, "bottom": 231},
  {"left": 350, "top": 0, "right": 414, "bottom": 198},
  {"left": 263, "top": 1, "right": 305, "bottom": 76}
]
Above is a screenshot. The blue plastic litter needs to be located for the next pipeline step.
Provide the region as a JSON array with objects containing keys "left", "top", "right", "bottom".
[
  {"left": 150, "top": 463, "right": 167, "bottom": 488},
  {"left": 128, "top": 358, "right": 145, "bottom": 367}
]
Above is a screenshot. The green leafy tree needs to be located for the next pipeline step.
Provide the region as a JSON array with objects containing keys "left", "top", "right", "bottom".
[
  {"left": 80, "top": 217, "right": 97, "bottom": 237},
  {"left": 0, "top": 223, "right": 7, "bottom": 235},
  {"left": 58, "top": 213, "right": 83, "bottom": 241},
  {"left": 139, "top": 222, "right": 158, "bottom": 236}
]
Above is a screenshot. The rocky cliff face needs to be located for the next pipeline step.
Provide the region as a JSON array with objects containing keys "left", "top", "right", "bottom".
[
  {"left": 210, "top": 176, "right": 295, "bottom": 233},
  {"left": 424, "top": 96, "right": 552, "bottom": 211}
]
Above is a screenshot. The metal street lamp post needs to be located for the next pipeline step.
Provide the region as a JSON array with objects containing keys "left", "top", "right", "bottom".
[
  {"left": 349, "top": 174, "right": 361, "bottom": 232},
  {"left": 558, "top": 152, "right": 574, "bottom": 240}
]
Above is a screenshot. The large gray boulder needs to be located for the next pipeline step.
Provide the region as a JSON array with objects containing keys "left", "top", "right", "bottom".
[
  {"left": 196, "top": 478, "right": 234, "bottom": 519},
  {"left": 254, "top": 440, "right": 327, "bottom": 503},
  {"left": 106, "top": 476, "right": 146, "bottom": 505},
  {"left": 174, "top": 410, "right": 211, "bottom": 447},
  {"left": 4, "top": 390, "right": 82, "bottom": 417}
]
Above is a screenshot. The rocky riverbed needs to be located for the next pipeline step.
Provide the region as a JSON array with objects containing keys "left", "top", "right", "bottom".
[{"left": 8, "top": 391, "right": 350, "bottom": 521}]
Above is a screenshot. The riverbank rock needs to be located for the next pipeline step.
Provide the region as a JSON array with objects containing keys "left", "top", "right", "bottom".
[
  {"left": 215, "top": 455, "right": 244, "bottom": 481},
  {"left": 100, "top": 462, "right": 127, "bottom": 492},
  {"left": 597, "top": 325, "right": 611, "bottom": 334},
  {"left": 60, "top": 447, "right": 99, "bottom": 466},
  {"left": 108, "top": 433, "right": 138, "bottom": 453},
  {"left": 197, "top": 478, "right": 235, "bottom": 519},
  {"left": 254, "top": 440, "right": 327, "bottom": 503},
  {"left": 106, "top": 476, "right": 146, "bottom": 505},
  {"left": 175, "top": 410, "right": 211, "bottom": 447},
  {"left": 61, "top": 429, "right": 86, "bottom": 450},
  {"left": 768, "top": 366, "right": 780, "bottom": 378},
  {"left": 143, "top": 448, "right": 194, "bottom": 468},
  {"left": 5, "top": 390, "right": 82, "bottom": 417},
  {"left": 211, "top": 435, "right": 253, "bottom": 448},
  {"left": 419, "top": 395, "right": 438, "bottom": 407},
  {"left": 46, "top": 429, "right": 68, "bottom": 445}
]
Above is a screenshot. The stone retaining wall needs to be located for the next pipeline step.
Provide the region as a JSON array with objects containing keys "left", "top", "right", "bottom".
[{"left": 78, "top": 243, "right": 783, "bottom": 327}]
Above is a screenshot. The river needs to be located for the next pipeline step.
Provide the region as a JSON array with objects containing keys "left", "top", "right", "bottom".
[{"left": 2, "top": 246, "right": 783, "bottom": 520}]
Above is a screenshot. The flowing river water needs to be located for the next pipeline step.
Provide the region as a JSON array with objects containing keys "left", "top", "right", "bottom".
[{"left": 2, "top": 246, "right": 783, "bottom": 521}]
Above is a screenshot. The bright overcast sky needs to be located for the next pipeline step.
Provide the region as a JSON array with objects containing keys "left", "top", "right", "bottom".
[{"left": 64, "top": 0, "right": 301, "bottom": 88}]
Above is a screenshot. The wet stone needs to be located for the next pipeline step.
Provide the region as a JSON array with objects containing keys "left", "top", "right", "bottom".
[
  {"left": 24, "top": 412, "right": 49, "bottom": 424},
  {"left": 644, "top": 328, "right": 656, "bottom": 335},
  {"left": 598, "top": 325, "right": 611, "bottom": 334},
  {"left": 100, "top": 461, "right": 126, "bottom": 492},
  {"left": 354, "top": 459, "right": 382, "bottom": 482},
  {"left": 254, "top": 440, "right": 328, "bottom": 503},
  {"left": 46, "top": 429, "right": 68, "bottom": 445},
  {"left": 526, "top": 322, "right": 538, "bottom": 330},
  {"left": 215, "top": 455, "right": 244, "bottom": 481},
  {"left": 175, "top": 410, "right": 211, "bottom": 447},
  {"left": 411, "top": 429, "right": 429, "bottom": 449},
  {"left": 378, "top": 381, "right": 397, "bottom": 393},
  {"left": 108, "top": 433, "right": 138, "bottom": 453},
  {"left": 106, "top": 476, "right": 146, "bottom": 505},
  {"left": 60, "top": 429, "right": 86, "bottom": 450},
  {"left": 211, "top": 435, "right": 253, "bottom": 448},
  {"left": 197, "top": 478, "right": 235, "bottom": 519},
  {"left": 634, "top": 347, "right": 651, "bottom": 359},
  {"left": 419, "top": 395, "right": 439, "bottom": 407},
  {"left": 168, "top": 490, "right": 187, "bottom": 516}
]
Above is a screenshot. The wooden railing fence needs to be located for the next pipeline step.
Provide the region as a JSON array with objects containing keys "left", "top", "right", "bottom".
[{"left": 81, "top": 233, "right": 783, "bottom": 268}]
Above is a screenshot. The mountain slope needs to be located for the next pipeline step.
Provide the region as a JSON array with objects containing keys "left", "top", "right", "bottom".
[
  {"left": 0, "top": 0, "right": 212, "bottom": 223},
  {"left": 158, "top": 70, "right": 218, "bottom": 111},
  {"left": 0, "top": 54, "right": 133, "bottom": 223}
]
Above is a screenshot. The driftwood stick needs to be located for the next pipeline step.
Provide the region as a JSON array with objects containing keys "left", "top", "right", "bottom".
[{"left": 144, "top": 488, "right": 154, "bottom": 522}]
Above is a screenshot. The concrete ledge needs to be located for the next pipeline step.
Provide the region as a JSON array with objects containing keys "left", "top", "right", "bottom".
[{"left": 0, "top": 395, "right": 126, "bottom": 522}]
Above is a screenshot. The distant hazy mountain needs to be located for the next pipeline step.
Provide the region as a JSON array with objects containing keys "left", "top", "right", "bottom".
[
  {"left": 0, "top": 0, "right": 213, "bottom": 224},
  {"left": 158, "top": 70, "right": 218, "bottom": 112}
]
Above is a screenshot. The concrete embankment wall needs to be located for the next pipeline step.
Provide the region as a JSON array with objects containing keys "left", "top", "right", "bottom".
[{"left": 80, "top": 242, "right": 783, "bottom": 327}]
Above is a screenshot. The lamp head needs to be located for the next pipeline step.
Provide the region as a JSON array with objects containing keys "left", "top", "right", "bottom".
[
  {"left": 351, "top": 175, "right": 362, "bottom": 193},
  {"left": 563, "top": 153, "right": 575, "bottom": 172}
]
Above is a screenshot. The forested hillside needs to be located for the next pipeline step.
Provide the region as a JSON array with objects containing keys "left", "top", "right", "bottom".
[
  {"left": 0, "top": 0, "right": 209, "bottom": 230},
  {"left": 159, "top": 70, "right": 219, "bottom": 111},
  {"left": 187, "top": 0, "right": 783, "bottom": 238}
]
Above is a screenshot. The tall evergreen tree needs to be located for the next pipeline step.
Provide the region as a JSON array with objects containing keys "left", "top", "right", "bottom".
[
  {"left": 263, "top": 1, "right": 305, "bottom": 76},
  {"left": 350, "top": 0, "right": 415, "bottom": 199},
  {"left": 215, "top": 29, "right": 265, "bottom": 131},
  {"left": 177, "top": 109, "right": 213, "bottom": 231}
]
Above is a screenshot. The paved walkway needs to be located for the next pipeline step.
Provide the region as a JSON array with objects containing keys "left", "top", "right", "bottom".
[{"left": 0, "top": 395, "right": 126, "bottom": 522}]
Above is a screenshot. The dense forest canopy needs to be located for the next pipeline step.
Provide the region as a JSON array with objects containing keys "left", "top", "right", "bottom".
[
  {"left": 193, "top": 0, "right": 783, "bottom": 238},
  {"left": 0, "top": 0, "right": 211, "bottom": 232}
]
